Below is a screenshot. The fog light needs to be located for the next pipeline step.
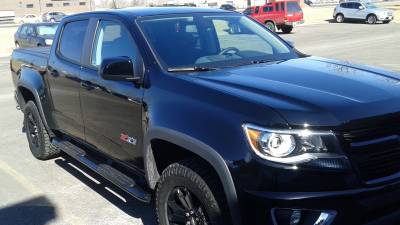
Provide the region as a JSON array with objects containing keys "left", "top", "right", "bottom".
[
  {"left": 272, "top": 208, "right": 336, "bottom": 225},
  {"left": 290, "top": 210, "right": 301, "bottom": 225}
]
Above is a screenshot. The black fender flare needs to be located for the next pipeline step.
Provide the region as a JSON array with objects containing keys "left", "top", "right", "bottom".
[
  {"left": 143, "top": 127, "right": 242, "bottom": 225},
  {"left": 17, "top": 67, "right": 53, "bottom": 136}
]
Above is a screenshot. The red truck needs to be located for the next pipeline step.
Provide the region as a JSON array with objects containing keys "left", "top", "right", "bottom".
[{"left": 244, "top": 0, "right": 304, "bottom": 33}]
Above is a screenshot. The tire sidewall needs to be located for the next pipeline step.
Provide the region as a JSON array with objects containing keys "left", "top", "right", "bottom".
[
  {"left": 156, "top": 166, "right": 223, "bottom": 225},
  {"left": 336, "top": 14, "right": 344, "bottom": 23},
  {"left": 367, "top": 15, "right": 377, "bottom": 24},
  {"left": 265, "top": 22, "right": 276, "bottom": 32},
  {"left": 24, "top": 102, "right": 46, "bottom": 158}
]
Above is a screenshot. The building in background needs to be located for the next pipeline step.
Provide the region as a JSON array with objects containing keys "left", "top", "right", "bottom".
[{"left": 0, "top": 0, "right": 92, "bottom": 19}]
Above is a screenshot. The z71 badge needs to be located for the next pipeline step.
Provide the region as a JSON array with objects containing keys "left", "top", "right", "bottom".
[{"left": 120, "top": 133, "right": 137, "bottom": 145}]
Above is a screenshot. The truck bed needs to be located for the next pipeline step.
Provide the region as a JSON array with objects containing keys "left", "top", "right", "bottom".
[{"left": 11, "top": 47, "right": 50, "bottom": 74}]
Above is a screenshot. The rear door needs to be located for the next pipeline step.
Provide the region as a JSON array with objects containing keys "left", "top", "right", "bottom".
[
  {"left": 79, "top": 18, "right": 145, "bottom": 169},
  {"left": 46, "top": 20, "right": 89, "bottom": 140},
  {"left": 345, "top": 2, "right": 357, "bottom": 19}
]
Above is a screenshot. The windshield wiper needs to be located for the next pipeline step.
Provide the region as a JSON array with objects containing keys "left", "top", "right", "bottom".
[{"left": 167, "top": 66, "right": 216, "bottom": 72}]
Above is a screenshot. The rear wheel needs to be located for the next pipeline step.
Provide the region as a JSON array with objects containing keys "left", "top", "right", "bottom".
[
  {"left": 156, "top": 159, "right": 230, "bottom": 225},
  {"left": 265, "top": 21, "right": 276, "bottom": 32},
  {"left": 335, "top": 14, "right": 344, "bottom": 23},
  {"left": 23, "top": 101, "right": 60, "bottom": 160},
  {"left": 367, "top": 14, "right": 377, "bottom": 24},
  {"left": 281, "top": 26, "right": 293, "bottom": 34}
]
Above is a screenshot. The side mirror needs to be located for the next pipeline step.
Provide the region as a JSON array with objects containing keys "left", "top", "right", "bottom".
[
  {"left": 359, "top": 6, "right": 365, "bottom": 10},
  {"left": 99, "top": 57, "right": 140, "bottom": 83}
]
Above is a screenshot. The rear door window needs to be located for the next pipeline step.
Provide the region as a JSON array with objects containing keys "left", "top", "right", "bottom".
[
  {"left": 58, "top": 20, "right": 89, "bottom": 63},
  {"left": 263, "top": 5, "right": 273, "bottom": 12}
]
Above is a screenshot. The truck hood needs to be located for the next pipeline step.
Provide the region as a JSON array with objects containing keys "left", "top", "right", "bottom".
[{"left": 192, "top": 57, "right": 400, "bottom": 127}]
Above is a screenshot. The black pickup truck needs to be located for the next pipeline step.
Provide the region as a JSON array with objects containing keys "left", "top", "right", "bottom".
[{"left": 10, "top": 7, "right": 400, "bottom": 225}]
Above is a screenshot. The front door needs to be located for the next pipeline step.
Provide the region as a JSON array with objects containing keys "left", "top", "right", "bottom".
[{"left": 80, "top": 19, "right": 145, "bottom": 169}]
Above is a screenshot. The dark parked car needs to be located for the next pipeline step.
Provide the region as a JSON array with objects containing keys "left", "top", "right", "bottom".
[
  {"left": 10, "top": 7, "right": 400, "bottom": 225},
  {"left": 14, "top": 23, "right": 58, "bottom": 48},
  {"left": 220, "top": 4, "right": 236, "bottom": 11},
  {"left": 42, "top": 12, "right": 66, "bottom": 22}
]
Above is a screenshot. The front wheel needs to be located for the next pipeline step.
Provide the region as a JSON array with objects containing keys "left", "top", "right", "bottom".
[
  {"left": 156, "top": 159, "right": 230, "bottom": 225},
  {"left": 367, "top": 15, "right": 377, "bottom": 24}
]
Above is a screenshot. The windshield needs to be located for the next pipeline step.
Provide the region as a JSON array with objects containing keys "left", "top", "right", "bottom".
[
  {"left": 365, "top": 3, "right": 378, "bottom": 9},
  {"left": 138, "top": 14, "right": 297, "bottom": 70},
  {"left": 36, "top": 24, "right": 58, "bottom": 36}
]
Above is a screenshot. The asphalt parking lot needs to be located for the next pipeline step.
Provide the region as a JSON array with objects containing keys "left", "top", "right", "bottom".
[{"left": 0, "top": 22, "right": 399, "bottom": 225}]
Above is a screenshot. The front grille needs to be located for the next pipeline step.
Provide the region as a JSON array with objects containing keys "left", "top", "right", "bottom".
[{"left": 343, "top": 125, "right": 400, "bottom": 182}]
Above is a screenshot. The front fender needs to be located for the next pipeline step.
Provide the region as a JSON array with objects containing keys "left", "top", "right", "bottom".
[{"left": 143, "top": 126, "right": 242, "bottom": 225}]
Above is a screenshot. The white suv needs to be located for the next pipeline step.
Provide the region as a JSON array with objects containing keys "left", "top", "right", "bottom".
[{"left": 333, "top": 1, "right": 394, "bottom": 24}]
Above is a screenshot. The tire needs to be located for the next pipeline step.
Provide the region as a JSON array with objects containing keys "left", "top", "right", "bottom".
[
  {"left": 265, "top": 21, "right": 276, "bottom": 32},
  {"left": 335, "top": 14, "right": 344, "bottom": 23},
  {"left": 367, "top": 14, "right": 377, "bottom": 24},
  {"left": 281, "top": 26, "right": 293, "bottom": 34},
  {"left": 156, "top": 159, "right": 230, "bottom": 225},
  {"left": 23, "top": 101, "right": 60, "bottom": 160}
]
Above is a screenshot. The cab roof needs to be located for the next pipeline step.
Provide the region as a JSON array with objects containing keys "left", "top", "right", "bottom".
[{"left": 73, "top": 7, "right": 235, "bottom": 19}]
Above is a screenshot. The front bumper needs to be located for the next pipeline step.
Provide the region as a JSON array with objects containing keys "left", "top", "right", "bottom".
[
  {"left": 241, "top": 178, "right": 400, "bottom": 225},
  {"left": 378, "top": 15, "right": 394, "bottom": 21}
]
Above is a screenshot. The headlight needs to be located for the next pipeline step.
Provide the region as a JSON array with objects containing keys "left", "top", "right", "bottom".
[
  {"left": 243, "top": 124, "right": 349, "bottom": 169},
  {"left": 45, "top": 39, "right": 53, "bottom": 45}
]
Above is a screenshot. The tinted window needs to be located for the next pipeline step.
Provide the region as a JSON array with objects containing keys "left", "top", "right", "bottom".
[
  {"left": 275, "top": 3, "right": 279, "bottom": 11},
  {"left": 19, "top": 25, "right": 28, "bottom": 35},
  {"left": 281, "top": 2, "right": 285, "bottom": 11},
  {"left": 59, "top": 20, "right": 88, "bottom": 63},
  {"left": 348, "top": 3, "right": 355, "bottom": 8},
  {"left": 243, "top": 8, "right": 253, "bottom": 15},
  {"left": 255, "top": 6, "right": 260, "bottom": 14},
  {"left": 91, "top": 20, "right": 137, "bottom": 67},
  {"left": 287, "top": 1, "right": 301, "bottom": 12},
  {"left": 353, "top": 3, "right": 361, "bottom": 8},
  {"left": 26, "top": 26, "right": 35, "bottom": 36},
  {"left": 263, "top": 6, "right": 273, "bottom": 12}
]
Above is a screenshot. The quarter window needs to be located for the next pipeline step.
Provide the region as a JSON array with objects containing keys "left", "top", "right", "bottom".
[
  {"left": 59, "top": 20, "right": 89, "bottom": 63},
  {"left": 91, "top": 20, "right": 138, "bottom": 67}
]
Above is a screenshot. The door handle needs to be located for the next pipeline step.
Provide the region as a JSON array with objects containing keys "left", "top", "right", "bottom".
[{"left": 80, "top": 81, "right": 95, "bottom": 90}]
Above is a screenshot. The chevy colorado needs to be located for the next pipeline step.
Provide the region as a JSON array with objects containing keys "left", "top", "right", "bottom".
[{"left": 10, "top": 7, "right": 400, "bottom": 225}]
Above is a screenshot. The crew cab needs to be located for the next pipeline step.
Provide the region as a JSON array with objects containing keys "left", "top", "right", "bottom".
[
  {"left": 10, "top": 7, "right": 400, "bottom": 225},
  {"left": 243, "top": 0, "right": 304, "bottom": 33}
]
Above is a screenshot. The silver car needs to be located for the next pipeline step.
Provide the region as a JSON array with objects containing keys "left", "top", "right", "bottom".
[{"left": 333, "top": 1, "right": 394, "bottom": 24}]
